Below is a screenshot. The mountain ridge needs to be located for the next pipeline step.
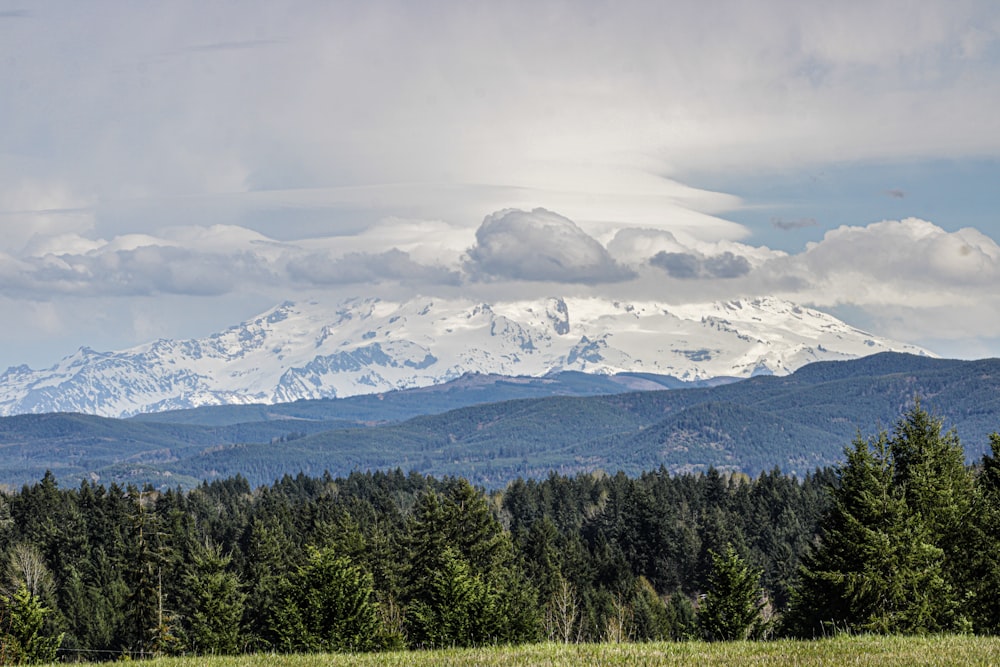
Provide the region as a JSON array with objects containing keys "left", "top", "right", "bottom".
[
  {"left": 0, "top": 352, "right": 996, "bottom": 491},
  {"left": 0, "top": 295, "right": 930, "bottom": 418}
]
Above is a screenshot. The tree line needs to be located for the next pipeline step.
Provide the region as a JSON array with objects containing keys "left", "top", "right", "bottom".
[{"left": 0, "top": 404, "right": 997, "bottom": 661}]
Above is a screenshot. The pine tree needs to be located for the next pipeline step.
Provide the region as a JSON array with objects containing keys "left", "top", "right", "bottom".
[
  {"left": 403, "top": 483, "right": 540, "bottom": 648},
  {"left": 182, "top": 541, "right": 246, "bottom": 655},
  {"left": 784, "top": 407, "right": 966, "bottom": 636},
  {"left": 698, "top": 544, "right": 764, "bottom": 641},
  {"left": 889, "top": 401, "right": 973, "bottom": 549},
  {"left": 1, "top": 584, "right": 63, "bottom": 664},
  {"left": 276, "top": 546, "right": 382, "bottom": 653},
  {"left": 406, "top": 546, "right": 491, "bottom": 648},
  {"left": 240, "top": 516, "right": 297, "bottom": 650},
  {"left": 966, "top": 433, "right": 1000, "bottom": 633}
]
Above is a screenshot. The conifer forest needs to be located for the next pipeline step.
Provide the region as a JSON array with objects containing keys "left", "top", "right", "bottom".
[{"left": 1, "top": 405, "right": 999, "bottom": 662}]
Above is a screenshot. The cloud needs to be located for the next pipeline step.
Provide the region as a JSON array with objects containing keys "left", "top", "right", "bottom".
[
  {"left": 179, "top": 40, "right": 279, "bottom": 54},
  {"left": 704, "top": 252, "right": 753, "bottom": 279},
  {"left": 1, "top": 0, "right": 1000, "bottom": 364},
  {"left": 649, "top": 250, "right": 751, "bottom": 280},
  {"left": 607, "top": 227, "right": 782, "bottom": 270},
  {"left": 287, "top": 249, "right": 461, "bottom": 287},
  {"left": 772, "top": 217, "right": 819, "bottom": 231},
  {"left": 606, "top": 228, "right": 689, "bottom": 263},
  {"left": 0, "top": 245, "right": 271, "bottom": 298},
  {"left": 0, "top": 182, "right": 96, "bottom": 253},
  {"left": 465, "top": 208, "right": 635, "bottom": 284},
  {"left": 614, "top": 217, "right": 1000, "bottom": 347},
  {"left": 736, "top": 218, "right": 1000, "bottom": 347},
  {"left": 649, "top": 252, "right": 701, "bottom": 279},
  {"left": 779, "top": 218, "right": 1000, "bottom": 296},
  {"left": 5, "top": 1, "right": 997, "bottom": 245},
  {"left": 0, "top": 221, "right": 466, "bottom": 299}
]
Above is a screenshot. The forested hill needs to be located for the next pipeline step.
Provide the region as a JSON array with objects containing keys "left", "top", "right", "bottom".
[
  {"left": 2, "top": 404, "right": 1000, "bottom": 660},
  {"left": 0, "top": 352, "right": 997, "bottom": 490}
]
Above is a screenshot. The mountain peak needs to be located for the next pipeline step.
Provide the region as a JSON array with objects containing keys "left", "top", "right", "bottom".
[{"left": 0, "top": 295, "right": 931, "bottom": 418}]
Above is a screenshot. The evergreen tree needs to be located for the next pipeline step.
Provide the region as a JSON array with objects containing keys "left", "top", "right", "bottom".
[
  {"left": 404, "top": 483, "right": 540, "bottom": 647},
  {"left": 182, "top": 541, "right": 246, "bottom": 655},
  {"left": 240, "top": 516, "right": 297, "bottom": 650},
  {"left": 665, "top": 593, "right": 698, "bottom": 640},
  {"left": 698, "top": 544, "right": 764, "bottom": 641},
  {"left": 889, "top": 402, "right": 973, "bottom": 551},
  {"left": 966, "top": 433, "right": 1000, "bottom": 633},
  {"left": 785, "top": 408, "right": 964, "bottom": 636},
  {"left": 406, "top": 546, "right": 492, "bottom": 648},
  {"left": 276, "top": 546, "right": 382, "bottom": 653},
  {"left": 0, "top": 584, "right": 63, "bottom": 664},
  {"left": 122, "top": 488, "right": 179, "bottom": 656},
  {"left": 630, "top": 577, "right": 671, "bottom": 641},
  {"left": 0, "top": 461, "right": 849, "bottom": 654}
]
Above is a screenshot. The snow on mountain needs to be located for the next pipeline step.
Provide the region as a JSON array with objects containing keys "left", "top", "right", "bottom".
[{"left": 0, "top": 296, "right": 931, "bottom": 418}]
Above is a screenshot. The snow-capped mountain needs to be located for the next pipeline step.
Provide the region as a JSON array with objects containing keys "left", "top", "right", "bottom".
[{"left": 0, "top": 296, "right": 931, "bottom": 418}]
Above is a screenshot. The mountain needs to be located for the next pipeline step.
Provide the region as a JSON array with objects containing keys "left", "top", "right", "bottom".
[
  {"left": 131, "top": 371, "right": 728, "bottom": 427},
  {"left": 0, "top": 295, "right": 929, "bottom": 418},
  {"left": 0, "top": 352, "right": 996, "bottom": 491}
]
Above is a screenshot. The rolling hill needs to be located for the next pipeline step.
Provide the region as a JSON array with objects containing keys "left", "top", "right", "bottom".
[{"left": 0, "top": 352, "right": 996, "bottom": 490}]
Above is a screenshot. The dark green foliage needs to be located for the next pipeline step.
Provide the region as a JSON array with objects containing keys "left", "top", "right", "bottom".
[
  {"left": 965, "top": 433, "right": 1000, "bottom": 633},
  {"left": 182, "top": 541, "right": 246, "bottom": 655},
  {"left": 240, "top": 517, "right": 296, "bottom": 650},
  {"left": 785, "top": 405, "right": 974, "bottom": 636},
  {"left": 666, "top": 593, "right": 698, "bottom": 640},
  {"left": 122, "top": 487, "right": 176, "bottom": 656},
  {"left": 0, "top": 584, "right": 63, "bottom": 664},
  {"left": 630, "top": 577, "right": 673, "bottom": 641},
  {"left": 698, "top": 545, "right": 765, "bottom": 641},
  {"left": 406, "top": 547, "right": 495, "bottom": 648},
  {"left": 274, "top": 547, "right": 382, "bottom": 653},
  {"left": 404, "top": 482, "right": 541, "bottom": 648},
  {"left": 0, "top": 399, "right": 996, "bottom": 659}
]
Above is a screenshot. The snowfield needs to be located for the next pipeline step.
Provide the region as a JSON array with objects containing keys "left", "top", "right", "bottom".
[{"left": 0, "top": 295, "right": 930, "bottom": 418}]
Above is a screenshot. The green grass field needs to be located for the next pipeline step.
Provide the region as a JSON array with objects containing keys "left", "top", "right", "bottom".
[{"left": 68, "top": 636, "right": 1000, "bottom": 666}]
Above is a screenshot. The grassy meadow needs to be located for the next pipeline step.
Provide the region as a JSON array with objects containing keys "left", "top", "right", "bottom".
[{"left": 67, "top": 636, "right": 1000, "bottom": 666}]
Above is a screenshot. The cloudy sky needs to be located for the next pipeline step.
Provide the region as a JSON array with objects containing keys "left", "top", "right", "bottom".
[{"left": 1, "top": 1, "right": 999, "bottom": 369}]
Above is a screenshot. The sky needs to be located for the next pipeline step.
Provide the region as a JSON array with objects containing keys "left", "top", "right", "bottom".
[{"left": 1, "top": 0, "right": 1000, "bottom": 370}]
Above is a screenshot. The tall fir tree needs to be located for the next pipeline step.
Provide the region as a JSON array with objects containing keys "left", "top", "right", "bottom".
[
  {"left": 275, "top": 546, "right": 382, "bottom": 653},
  {"left": 182, "top": 540, "right": 246, "bottom": 655},
  {"left": 698, "top": 544, "right": 764, "bottom": 641},
  {"left": 784, "top": 405, "right": 970, "bottom": 636},
  {"left": 965, "top": 433, "right": 1000, "bottom": 633}
]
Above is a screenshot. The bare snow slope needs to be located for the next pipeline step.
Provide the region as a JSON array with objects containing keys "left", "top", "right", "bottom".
[{"left": 0, "top": 296, "right": 931, "bottom": 417}]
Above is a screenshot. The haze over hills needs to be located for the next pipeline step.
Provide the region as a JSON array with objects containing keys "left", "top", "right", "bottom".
[{"left": 0, "top": 295, "right": 929, "bottom": 418}]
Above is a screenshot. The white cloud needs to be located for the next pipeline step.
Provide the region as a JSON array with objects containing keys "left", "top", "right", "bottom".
[
  {"left": 1, "top": 2, "right": 1000, "bottom": 366},
  {"left": 767, "top": 218, "right": 1000, "bottom": 305},
  {"left": 465, "top": 208, "right": 635, "bottom": 284},
  {"left": 743, "top": 219, "right": 1000, "bottom": 348},
  {"left": 607, "top": 228, "right": 785, "bottom": 268},
  {"left": 604, "top": 217, "right": 1000, "bottom": 348},
  {"left": 6, "top": 1, "right": 998, "bottom": 239},
  {"left": 0, "top": 223, "right": 466, "bottom": 299},
  {"left": 0, "top": 182, "right": 96, "bottom": 253},
  {"left": 287, "top": 249, "right": 461, "bottom": 287}
]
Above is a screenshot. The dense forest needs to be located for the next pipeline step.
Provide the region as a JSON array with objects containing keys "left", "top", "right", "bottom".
[{"left": 0, "top": 405, "right": 998, "bottom": 661}]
